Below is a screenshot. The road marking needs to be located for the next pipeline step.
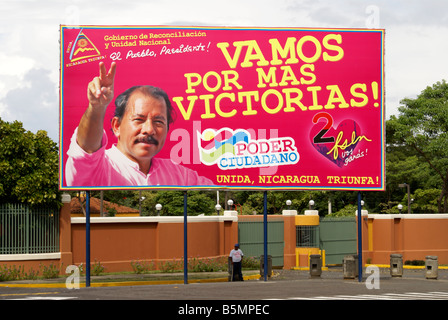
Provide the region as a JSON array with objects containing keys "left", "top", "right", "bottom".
[
  {"left": 282, "top": 291, "right": 448, "bottom": 300},
  {"left": 0, "top": 291, "right": 60, "bottom": 297},
  {"left": 7, "top": 296, "right": 76, "bottom": 300},
  {"left": 0, "top": 291, "right": 76, "bottom": 300}
]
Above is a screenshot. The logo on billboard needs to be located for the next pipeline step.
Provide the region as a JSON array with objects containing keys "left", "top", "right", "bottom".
[
  {"left": 65, "top": 29, "right": 104, "bottom": 67},
  {"left": 69, "top": 29, "right": 101, "bottom": 61},
  {"left": 198, "top": 128, "right": 300, "bottom": 170},
  {"left": 310, "top": 112, "right": 372, "bottom": 168}
]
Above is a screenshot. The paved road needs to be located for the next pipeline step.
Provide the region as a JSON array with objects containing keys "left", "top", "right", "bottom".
[
  {"left": 1, "top": 268, "right": 447, "bottom": 300},
  {"left": 0, "top": 270, "right": 448, "bottom": 319},
  {"left": 1, "top": 269, "right": 447, "bottom": 317}
]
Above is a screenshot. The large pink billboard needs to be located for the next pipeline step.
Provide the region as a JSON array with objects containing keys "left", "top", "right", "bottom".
[{"left": 59, "top": 26, "right": 385, "bottom": 191}]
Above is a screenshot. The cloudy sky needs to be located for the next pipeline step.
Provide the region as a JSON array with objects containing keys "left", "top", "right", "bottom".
[{"left": 1, "top": 0, "right": 447, "bottom": 143}]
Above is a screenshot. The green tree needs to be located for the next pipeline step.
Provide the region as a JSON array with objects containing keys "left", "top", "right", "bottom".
[
  {"left": 408, "top": 188, "right": 440, "bottom": 213},
  {"left": 388, "top": 80, "right": 448, "bottom": 212},
  {"left": 0, "top": 119, "right": 61, "bottom": 206},
  {"left": 332, "top": 204, "right": 358, "bottom": 217},
  {"left": 134, "top": 190, "right": 216, "bottom": 216},
  {"left": 231, "top": 190, "right": 337, "bottom": 216}
]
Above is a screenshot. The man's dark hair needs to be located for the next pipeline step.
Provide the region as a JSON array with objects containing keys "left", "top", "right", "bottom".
[{"left": 113, "top": 85, "right": 175, "bottom": 129}]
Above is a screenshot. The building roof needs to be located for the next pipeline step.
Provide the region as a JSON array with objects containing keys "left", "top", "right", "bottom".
[{"left": 70, "top": 196, "right": 139, "bottom": 215}]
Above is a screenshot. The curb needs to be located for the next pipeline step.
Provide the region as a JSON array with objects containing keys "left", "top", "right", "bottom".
[
  {"left": 366, "top": 264, "right": 448, "bottom": 270},
  {"left": 0, "top": 273, "right": 262, "bottom": 289}
]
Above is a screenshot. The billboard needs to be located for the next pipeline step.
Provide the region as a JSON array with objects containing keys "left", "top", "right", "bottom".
[{"left": 59, "top": 25, "right": 385, "bottom": 191}]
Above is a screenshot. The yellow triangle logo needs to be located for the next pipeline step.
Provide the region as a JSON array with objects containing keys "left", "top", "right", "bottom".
[{"left": 70, "top": 29, "right": 101, "bottom": 62}]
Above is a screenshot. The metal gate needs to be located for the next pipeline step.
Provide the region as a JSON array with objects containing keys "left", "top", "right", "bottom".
[
  {"left": 238, "top": 217, "right": 284, "bottom": 267},
  {"left": 319, "top": 217, "right": 357, "bottom": 265},
  {"left": 0, "top": 203, "right": 60, "bottom": 254}
]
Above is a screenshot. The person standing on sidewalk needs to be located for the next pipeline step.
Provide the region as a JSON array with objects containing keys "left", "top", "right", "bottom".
[{"left": 229, "top": 244, "right": 244, "bottom": 281}]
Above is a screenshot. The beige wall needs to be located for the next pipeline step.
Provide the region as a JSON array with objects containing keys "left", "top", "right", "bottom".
[
  {"left": 1, "top": 199, "right": 448, "bottom": 274},
  {"left": 69, "top": 215, "right": 238, "bottom": 273},
  {"left": 364, "top": 214, "right": 448, "bottom": 265}
]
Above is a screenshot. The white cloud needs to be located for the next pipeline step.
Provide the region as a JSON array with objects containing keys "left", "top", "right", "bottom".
[
  {"left": 384, "top": 24, "right": 448, "bottom": 116},
  {"left": 0, "top": 67, "right": 58, "bottom": 140}
]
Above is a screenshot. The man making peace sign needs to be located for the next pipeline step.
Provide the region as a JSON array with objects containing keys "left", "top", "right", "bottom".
[{"left": 65, "top": 62, "right": 212, "bottom": 187}]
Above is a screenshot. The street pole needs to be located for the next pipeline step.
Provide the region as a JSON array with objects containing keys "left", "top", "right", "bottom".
[
  {"left": 86, "top": 190, "right": 91, "bottom": 287},
  {"left": 357, "top": 191, "right": 362, "bottom": 283},
  {"left": 406, "top": 184, "right": 411, "bottom": 214},
  {"left": 399, "top": 183, "right": 411, "bottom": 214},
  {"left": 263, "top": 191, "right": 268, "bottom": 282},
  {"left": 184, "top": 191, "right": 188, "bottom": 284}
]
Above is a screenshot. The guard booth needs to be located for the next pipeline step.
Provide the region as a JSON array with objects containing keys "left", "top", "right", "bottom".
[
  {"left": 295, "top": 211, "right": 322, "bottom": 267},
  {"left": 295, "top": 214, "right": 357, "bottom": 268}
]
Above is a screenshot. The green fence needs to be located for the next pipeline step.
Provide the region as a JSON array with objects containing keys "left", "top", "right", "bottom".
[
  {"left": 238, "top": 216, "right": 284, "bottom": 267},
  {"left": 238, "top": 216, "right": 358, "bottom": 268},
  {"left": 0, "top": 204, "right": 60, "bottom": 255},
  {"left": 319, "top": 217, "right": 357, "bottom": 265}
]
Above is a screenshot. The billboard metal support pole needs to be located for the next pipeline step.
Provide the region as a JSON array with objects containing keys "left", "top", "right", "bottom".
[
  {"left": 86, "top": 190, "right": 91, "bottom": 287},
  {"left": 184, "top": 191, "right": 188, "bottom": 285},
  {"left": 357, "top": 191, "right": 362, "bottom": 283},
  {"left": 263, "top": 191, "right": 268, "bottom": 282}
]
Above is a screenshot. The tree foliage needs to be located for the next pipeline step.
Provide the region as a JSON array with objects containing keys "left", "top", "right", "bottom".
[
  {"left": 0, "top": 119, "right": 61, "bottom": 207},
  {"left": 99, "top": 190, "right": 218, "bottom": 216},
  {"left": 388, "top": 80, "right": 448, "bottom": 212}
]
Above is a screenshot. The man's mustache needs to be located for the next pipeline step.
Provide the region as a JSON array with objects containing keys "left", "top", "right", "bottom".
[{"left": 135, "top": 135, "right": 159, "bottom": 145}]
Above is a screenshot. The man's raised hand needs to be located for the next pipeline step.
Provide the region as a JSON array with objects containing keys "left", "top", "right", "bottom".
[
  {"left": 87, "top": 62, "right": 117, "bottom": 109},
  {"left": 77, "top": 62, "right": 117, "bottom": 154}
]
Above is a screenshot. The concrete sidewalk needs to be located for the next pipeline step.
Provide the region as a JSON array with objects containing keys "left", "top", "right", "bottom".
[
  {"left": 0, "top": 270, "right": 262, "bottom": 288},
  {"left": 1, "top": 265, "right": 447, "bottom": 289}
]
